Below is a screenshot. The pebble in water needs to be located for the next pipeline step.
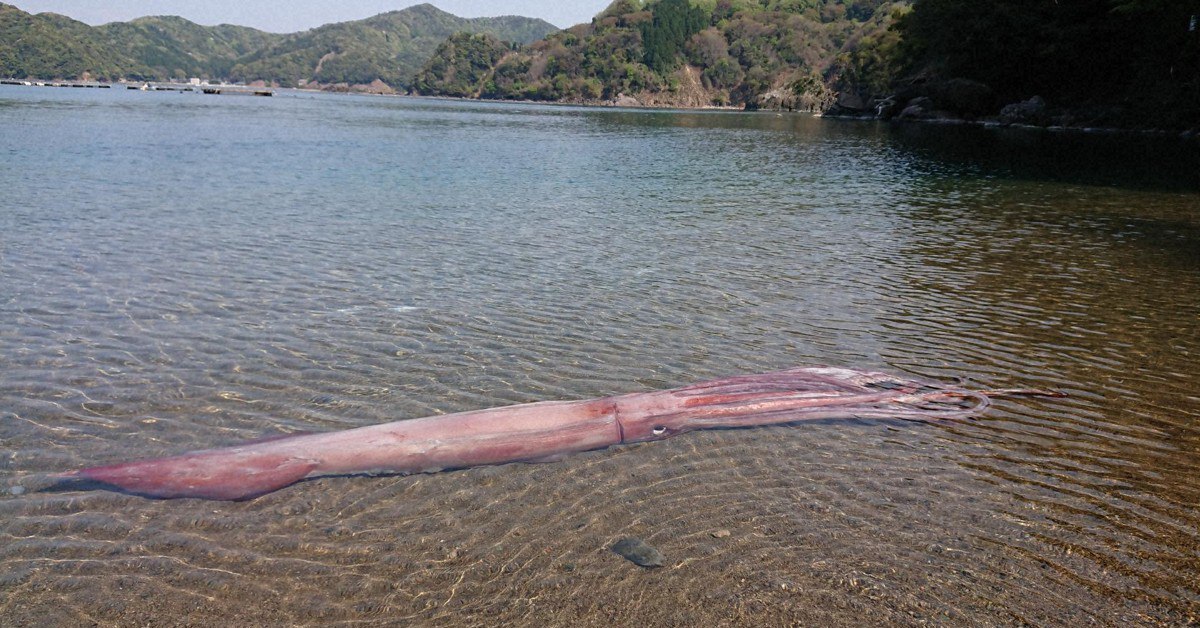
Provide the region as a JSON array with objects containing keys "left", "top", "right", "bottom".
[
  {"left": 309, "top": 394, "right": 337, "bottom": 406},
  {"left": 611, "top": 537, "right": 664, "bottom": 568},
  {"left": 9, "top": 486, "right": 26, "bottom": 496}
]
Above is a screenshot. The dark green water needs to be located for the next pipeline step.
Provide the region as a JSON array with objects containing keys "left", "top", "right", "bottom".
[{"left": 1, "top": 86, "right": 1198, "bottom": 625}]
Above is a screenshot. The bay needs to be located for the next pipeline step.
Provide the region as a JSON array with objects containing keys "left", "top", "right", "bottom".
[{"left": 1, "top": 86, "right": 1198, "bottom": 625}]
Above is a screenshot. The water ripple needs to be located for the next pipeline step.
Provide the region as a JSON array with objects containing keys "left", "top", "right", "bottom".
[{"left": 1, "top": 88, "right": 1198, "bottom": 625}]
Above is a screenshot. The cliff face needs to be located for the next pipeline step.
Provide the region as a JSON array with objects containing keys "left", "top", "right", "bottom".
[{"left": 413, "top": 0, "right": 907, "bottom": 110}]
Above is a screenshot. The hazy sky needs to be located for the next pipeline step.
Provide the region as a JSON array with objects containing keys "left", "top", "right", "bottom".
[{"left": 9, "top": 1, "right": 613, "bottom": 31}]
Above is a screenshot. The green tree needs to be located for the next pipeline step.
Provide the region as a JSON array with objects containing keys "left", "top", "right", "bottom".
[
  {"left": 412, "top": 32, "right": 509, "bottom": 97},
  {"left": 640, "top": 0, "right": 710, "bottom": 72}
]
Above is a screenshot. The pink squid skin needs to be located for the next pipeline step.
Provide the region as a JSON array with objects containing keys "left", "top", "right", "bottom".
[
  {"left": 62, "top": 398, "right": 622, "bottom": 500},
  {"left": 58, "top": 367, "right": 1014, "bottom": 501}
]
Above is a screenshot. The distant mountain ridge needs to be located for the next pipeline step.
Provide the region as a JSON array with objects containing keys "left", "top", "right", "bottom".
[
  {"left": 227, "top": 4, "right": 557, "bottom": 89},
  {"left": 98, "top": 16, "right": 281, "bottom": 80},
  {"left": 1, "top": 4, "right": 137, "bottom": 79},
  {"left": 0, "top": 2, "right": 557, "bottom": 89}
]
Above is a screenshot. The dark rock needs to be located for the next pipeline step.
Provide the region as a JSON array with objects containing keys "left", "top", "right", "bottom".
[
  {"left": 834, "top": 91, "right": 868, "bottom": 112},
  {"left": 878, "top": 76, "right": 995, "bottom": 121},
  {"left": 898, "top": 96, "right": 928, "bottom": 115},
  {"left": 897, "top": 96, "right": 935, "bottom": 120},
  {"left": 611, "top": 93, "right": 641, "bottom": 107},
  {"left": 1000, "top": 96, "right": 1048, "bottom": 125},
  {"left": 928, "top": 78, "right": 996, "bottom": 117},
  {"left": 874, "top": 96, "right": 903, "bottom": 119},
  {"left": 611, "top": 537, "right": 664, "bottom": 568}
]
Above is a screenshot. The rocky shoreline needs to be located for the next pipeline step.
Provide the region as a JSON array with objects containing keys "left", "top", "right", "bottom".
[
  {"left": 823, "top": 77, "right": 1200, "bottom": 141},
  {"left": 14, "top": 72, "right": 1192, "bottom": 141}
]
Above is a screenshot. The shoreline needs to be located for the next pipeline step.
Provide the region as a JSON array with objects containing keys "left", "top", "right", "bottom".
[
  {"left": 5, "top": 79, "right": 1196, "bottom": 143},
  {"left": 347, "top": 89, "right": 1200, "bottom": 141},
  {"left": 820, "top": 110, "right": 1200, "bottom": 144}
]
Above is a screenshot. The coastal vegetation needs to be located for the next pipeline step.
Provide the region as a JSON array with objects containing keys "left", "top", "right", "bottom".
[
  {"left": 413, "top": 0, "right": 1199, "bottom": 128},
  {"left": 410, "top": 32, "right": 515, "bottom": 98},
  {"left": 889, "top": 0, "right": 1200, "bottom": 128},
  {"left": 413, "top": 0, "right": 903, "bottom": 110}
]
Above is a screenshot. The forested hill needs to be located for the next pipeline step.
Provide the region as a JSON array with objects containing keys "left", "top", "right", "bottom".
[
  {"left": 413, "top": 0, "right": 1199, "bottom": 129},
  {"left": 97, "top": 17, "right": 281, "bottom": 81},
  {"left": 413, "top": 0, "right": 904, "bottom": 109},
  {"left": 0, "top": 3, "right": 557, "bottom": 89},
  {"left": 0, "top": 4, "right": 215, "bottom": 80},
  {"left": 226, "top": 4, "right": 557, "bottom": 89}
]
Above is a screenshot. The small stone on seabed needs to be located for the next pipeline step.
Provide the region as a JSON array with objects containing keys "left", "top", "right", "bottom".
[
  {"left": 9, "top": 486, "right": 26, "bottom": 496},
  {"left": 711, "top": 529, "right": 731, "bottom": 538},
  {"left": 611, "top": 537, "right": 664, "bottom": 568}
]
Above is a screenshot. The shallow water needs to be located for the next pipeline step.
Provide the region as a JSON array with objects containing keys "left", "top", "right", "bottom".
[{"left": 1, "top": 86, "right": 1198, "bottom": 626}]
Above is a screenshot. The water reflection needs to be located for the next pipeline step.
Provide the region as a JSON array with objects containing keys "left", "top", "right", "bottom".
[
  {"left": 882, "top": 166, "right": 1200, "bottom": 610},
  {"left": 885, "top": 121, "right": 1200, "bottom": 191}
]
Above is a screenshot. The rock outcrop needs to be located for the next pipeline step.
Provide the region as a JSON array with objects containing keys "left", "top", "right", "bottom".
[{"left": 999, "top": 96, "right": 1048, "bottom": 125}]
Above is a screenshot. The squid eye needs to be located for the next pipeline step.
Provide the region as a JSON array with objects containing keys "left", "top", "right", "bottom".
[{"left": 652, "top": 426, "right": 668, "bottom": 436}]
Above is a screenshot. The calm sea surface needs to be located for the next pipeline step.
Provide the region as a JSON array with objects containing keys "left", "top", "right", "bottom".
[{"left": 1, "top": 86, "right": 1198, "bottom": 625}]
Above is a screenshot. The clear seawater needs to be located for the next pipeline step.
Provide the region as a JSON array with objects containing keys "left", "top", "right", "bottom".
[{"left": 2, "top": 85, "right": 1198, "bottom": 625}]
